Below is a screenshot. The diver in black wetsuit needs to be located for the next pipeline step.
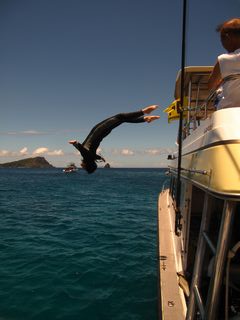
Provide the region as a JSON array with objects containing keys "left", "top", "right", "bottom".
[{"left": 69, "top": 105, "right": 160, "bottom": 174}]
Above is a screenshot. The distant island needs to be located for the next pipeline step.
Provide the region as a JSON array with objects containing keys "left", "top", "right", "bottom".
[
  {"left": 104, "top": 163, "right": 111, "bottom": 169},
  {"left": 0, "top": 157, "right": 54, "bottom": 168}
]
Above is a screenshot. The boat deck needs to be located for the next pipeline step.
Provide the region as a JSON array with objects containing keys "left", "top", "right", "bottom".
[{"left": 158, "top": 190, "right": 186, "bottom": 319}]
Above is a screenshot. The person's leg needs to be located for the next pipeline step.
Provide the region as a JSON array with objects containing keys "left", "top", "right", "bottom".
[
  {"left": 142, "top": 105, "right": 159, "bottom": 114},
  {"left": 117, "top": 105, "right": 159, "bottom": 123},
  {"left": 82, "top": 108, "right": 150, "bottom": 147},
  {"left": 85, "top": 105, "right": 159, "bottom": 142},
  {"left": 72, "top": 105, "right": 160, "bottom": 153}
]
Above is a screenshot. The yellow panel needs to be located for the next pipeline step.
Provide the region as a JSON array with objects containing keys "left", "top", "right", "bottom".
[{"left": 176, "top": 143, "right": 240, "bottom": 195}]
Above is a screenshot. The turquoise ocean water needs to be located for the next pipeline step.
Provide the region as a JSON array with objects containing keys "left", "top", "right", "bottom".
[{"left": 0, "top": 168, "right": 169, "bottom": 320}]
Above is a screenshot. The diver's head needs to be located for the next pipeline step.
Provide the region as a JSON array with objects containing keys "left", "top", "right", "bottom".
[{"left": 81, "top": 159, "right": 97, "bottom": 174}]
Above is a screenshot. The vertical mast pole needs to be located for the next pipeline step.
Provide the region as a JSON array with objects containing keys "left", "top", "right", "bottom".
[{"left": 175, "top": 0, "right": 187, "bottom": 235}]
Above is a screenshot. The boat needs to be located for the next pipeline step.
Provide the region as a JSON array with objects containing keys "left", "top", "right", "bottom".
[
  {"left": 63, "top": 163, "right": 78, "bottom": 173},
  {"left": 158, "top": 66, "right": 240, "bottom": 319}
]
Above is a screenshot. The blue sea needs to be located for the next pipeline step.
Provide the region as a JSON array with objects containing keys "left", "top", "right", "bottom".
[{"left": 0, "top": 168, "right": 169, "bottom": 320}]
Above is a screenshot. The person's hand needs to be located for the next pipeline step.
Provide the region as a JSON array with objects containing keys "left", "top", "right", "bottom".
[{"left": 69, "top": 140, "right": 77, "bottom": 144}]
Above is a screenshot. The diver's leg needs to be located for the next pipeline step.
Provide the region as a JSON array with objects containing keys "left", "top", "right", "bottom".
[
  {"left": 144, "top": 115, "right": 160, "bottom": 123},
  {"left": 81, "top": 105, "right": 160, "bottom": 148},
  {"left": 85, "top": 105, "right": 159, "bottom": 138},
  {"left": 118, "top": 105, "right": 159, "bottom": 123},
  {"left": 142, "top": 105, "right": 159, "bottom": 114}
]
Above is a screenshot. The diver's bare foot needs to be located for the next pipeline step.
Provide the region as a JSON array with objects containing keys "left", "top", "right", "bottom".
[
  {"left": 69, "top": 140, "right": 77, "bottom": 144},
  {"left": 144, "top": 115, "right": 160, "bottom": 123},
  {"left": 142, "top": 105, "right": 159, "bottom": 114}
]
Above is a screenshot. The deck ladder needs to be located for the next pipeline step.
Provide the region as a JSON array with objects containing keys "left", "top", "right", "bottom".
[{"left": 186, "top": 195, "right": 236, "bottom": 319}]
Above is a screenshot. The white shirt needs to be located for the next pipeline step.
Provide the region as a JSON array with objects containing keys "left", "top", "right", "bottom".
[{"left": 217, "top": 48, "right": 240, "bottom": 109}]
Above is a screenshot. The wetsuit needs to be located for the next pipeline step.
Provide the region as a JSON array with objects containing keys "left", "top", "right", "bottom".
[{"left": 72, "top": 110, "right": 145, "bottom": 162}]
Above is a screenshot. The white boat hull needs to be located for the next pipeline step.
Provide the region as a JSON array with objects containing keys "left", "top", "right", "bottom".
[{"left": 171, "top": 108, "right": 240, "bottom": 196}]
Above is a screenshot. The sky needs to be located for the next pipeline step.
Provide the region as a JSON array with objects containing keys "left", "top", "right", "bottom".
[{"left": 0, "top": 0, "right": 239, "bottom": 168}]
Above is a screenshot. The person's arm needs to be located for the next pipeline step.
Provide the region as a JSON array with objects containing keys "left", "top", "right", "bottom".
[
  {"left": 95, "top": 154, "right": 105, "bottom": 162},
  {"left": 208, "top": 61, "right": 222, "bottom": 91},
  {"left": 72, "top": 141, "right": 105, "bottom": 162},
  {"left": 71, "top": 141, "right": 96, "bottom": 161}
]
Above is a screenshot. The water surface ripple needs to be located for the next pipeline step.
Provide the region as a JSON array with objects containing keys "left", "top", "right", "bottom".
[{"left": 0, "top": 168, "right": 168, "bottom": 320}]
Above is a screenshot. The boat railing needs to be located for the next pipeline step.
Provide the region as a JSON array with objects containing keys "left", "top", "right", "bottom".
[
  {"left": 182, "top": 89, "right": 217, "bottom": 137},
  {"left": 182, "top": 73, "right": 240, "bottom": 137}
]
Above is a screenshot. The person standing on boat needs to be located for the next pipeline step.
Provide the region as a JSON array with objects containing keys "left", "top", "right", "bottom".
[
  {"left": 208, "top": 18, "right": 240, "bottom": 109},
  {"left": 69, "top": 105, "right": 160, "bottom": 174}
]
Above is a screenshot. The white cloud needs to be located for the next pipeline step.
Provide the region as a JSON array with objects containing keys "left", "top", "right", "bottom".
[
  {"left": 145, "top": 149, "right": 161, "bottom": 155},
  {"left": 1, "top": 130, "right": 47, "bottom": 136},
  {"left": 32, "top": 147, "right": 64, "bottom": 156},
  {"left": 110, "top": 148, "right": 135, "bottom": 156},
  {"left": 21, "top": 130, "right": 44, "bottom": 135},
  {"left": 120, "top": 149, "right": 134, "bottom": 156},
  {"left": 0, "top": 150, "right": 11, "bottom": 156},
  {"left": 0, "top": 147, "right": 65, "bottom": 158},
  {"left": 3, "top": 131, "right": 18, "bottom": 135},
  {"left": 110, "top": 147, "right": 173, "bottom": 157},
  {"left": 1, "top": 129, "right": 87, "bottom": 136},
  {"left": 144, "top": 148, "right": 176, "bottom": 156},
  {"left": 20, "top": 147, "right": 28, "bottom": 155},
  {"left": 33, "top": 147, "right": 49, "bottom": 155},
  {"left": 47, "top": 149, "right": 64, "bottom": 156}
]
